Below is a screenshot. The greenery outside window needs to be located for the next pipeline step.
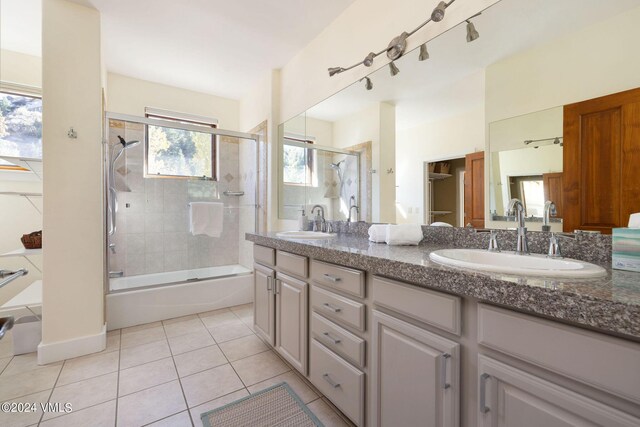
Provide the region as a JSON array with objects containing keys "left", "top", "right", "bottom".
[
  {"left": 0, "top": 91, "right": 42, "bottom": 170},
  {"left": 283, "top": 136, "right": 316, "bottom": 186},
  {"left": 145, "top": 111, "right": 217, "bottom": 180}
]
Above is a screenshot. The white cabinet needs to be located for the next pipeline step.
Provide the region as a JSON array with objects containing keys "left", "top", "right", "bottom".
[
  {"left": 253, "top": 263, "right": 275, "bottom": 346},
  {"left": 370, "top": 310, "right": 460, "bottom": 427},
  {"left": 275, "top": 272, "right": 308, "bottom": 375},
  {"left": 477, "top": 355, "right": 640, "bottom": 427}
]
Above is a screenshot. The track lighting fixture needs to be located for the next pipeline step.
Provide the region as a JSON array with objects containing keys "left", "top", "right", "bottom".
[
  {"left": 419, "top": 43, "right": 430, "bottom": 61},
  {"left": 523, "top": 136, "right": 563, "bottom": 146},
  {"left": 389, "top": 62, "right": 400, "bottom": 76},
  {"left": 362, "top": 77, "right": 373, "bottom": 90},
  {"left": 553, "top": 137, "right": 560, "bottom": 145},
  {"left": 431, "top": 1, "right": 447, "bottom": 22},
  {"left": 328, "top": 67, "right": 345, "bottom": 77},
  {"left": 363, "top": 52, "right": 376, "bottom": 67},
  {"left": 328, "top": 0, "right": 457, "bottom": 77},
  {"left": 466, "top": 20, "right": 479, "bottom": 42}
]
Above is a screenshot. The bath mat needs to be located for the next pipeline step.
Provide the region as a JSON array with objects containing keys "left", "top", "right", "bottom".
[{"left": 200, "top": 382, "right": 324, "bottom": 427}]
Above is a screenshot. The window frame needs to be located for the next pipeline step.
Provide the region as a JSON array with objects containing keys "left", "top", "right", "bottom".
[
  {"left": 282, "top": 135, "right": 316, "bottom": 186},
  {"left": 144, "top": 112, "right": 218, "bottom": 181},
  {"left": 0, "top": 88, "right": 42, "bottom": 171}
]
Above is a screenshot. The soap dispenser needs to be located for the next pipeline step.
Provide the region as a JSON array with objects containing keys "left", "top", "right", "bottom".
[{"left": 298, "top": 209, "right": 307, "bottom": 231}]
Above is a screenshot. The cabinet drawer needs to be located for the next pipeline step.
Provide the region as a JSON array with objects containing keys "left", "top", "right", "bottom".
[
  {"left": 312, "top": 312, "right": 365, "bottom": 368},
  {"left": 373, "top": 276, "right": 461, "bottom": 335},
  {"left": 478, "top": 304, "right": 640, "bottom": 404},
  {"left": 312, "top": 286, "right": 365, "bottom": 332},
  {"left": 310, "top": 339, "right": 365, "bottom": 426},
  {"left": 253, "top": 245, "right": 275, "bottom": 267},
  {"left": 276, "top": 250, "right": 308, "bottom": 278},
  {"left": 311, "top": 260, "right": 365, "bottom": 298}
]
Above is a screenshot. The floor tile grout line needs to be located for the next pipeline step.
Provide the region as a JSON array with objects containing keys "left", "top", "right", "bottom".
[
  {"left": 161, "top": 320, "right": 196, "bottom": 427},
  {"left": 114, "top": 328, "right": 122, "bottom": 427},
  {"left": 201, "top": 314, "right": 250, "bottom": 391},
  {"left": 0, "top": 355, "right": 15, "bottom": 376},
  {"left": 36, "top": 358, "right": 65, "bottom": 426}
]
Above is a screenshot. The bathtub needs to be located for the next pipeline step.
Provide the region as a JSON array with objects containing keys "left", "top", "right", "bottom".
[{"left": 106, "top": 264, "right": 253, "bottom": 329}]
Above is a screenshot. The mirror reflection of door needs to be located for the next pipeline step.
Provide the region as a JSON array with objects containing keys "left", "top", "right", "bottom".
[{"left": 508, "top": 175, "right": 544, "bottom": 217}]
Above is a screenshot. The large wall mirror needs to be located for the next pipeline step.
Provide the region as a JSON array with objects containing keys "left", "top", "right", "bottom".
[{"left": 278, "top": 0, "right": 640, "bottom": 232}]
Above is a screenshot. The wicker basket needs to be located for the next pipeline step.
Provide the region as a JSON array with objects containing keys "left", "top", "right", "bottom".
[{"left": 21, "top": 231, "right": 42, "bottom": 250}]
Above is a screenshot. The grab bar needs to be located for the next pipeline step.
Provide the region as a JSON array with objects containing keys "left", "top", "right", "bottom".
[
  {"left": 223, "top": 191, "right": 245, "bottom": 196},
  {"left": 0, "top": 268, "right": 28, "bottom": 289}
]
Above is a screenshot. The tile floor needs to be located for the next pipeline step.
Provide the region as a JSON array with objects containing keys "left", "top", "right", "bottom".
[{"left": 0, "top": 303, "right": 353, "bottom": 427}]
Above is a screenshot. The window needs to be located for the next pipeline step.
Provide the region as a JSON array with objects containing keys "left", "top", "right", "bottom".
[
  {"left": 0, "top": 91, "right": 42, "bottom": 169},
  {"left": 283, "top": 136, "right": 315, "bottom": 186},
  {"left": 145, "top": 110, "right": 217, "bottom": 180}
]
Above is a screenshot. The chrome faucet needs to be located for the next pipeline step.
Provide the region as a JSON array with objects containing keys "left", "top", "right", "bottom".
[
  {"left": 311, "top": 205, "right": 326, "bottom": 232},
  {"left": 507, "top": 198, "right": 529, "bottom": 254},
  {"left": 347, "top": 196, "right": 359, "bottom": 223},
  {"left": 547, "top": 232, "right": 576, "bottom": 258},
  {"left": 542, "top": 201, "right": 557, "bottom": 232}
]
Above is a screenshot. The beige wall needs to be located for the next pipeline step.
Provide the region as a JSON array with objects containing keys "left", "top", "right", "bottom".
[
  {"left": 0, "top": 50, "right": 41, "bottom": 88},
  {"left": 41, "top": 0, "right": 105, "bottom": 361},
  {"left": 279, "top": 0, "right": 499, "bottom": 122},
  {"left": 107, "top": 73, "right": 240, "bottom": 130},
  {"left": 396, "top": 105, "right": 485, "bottom": 224}
]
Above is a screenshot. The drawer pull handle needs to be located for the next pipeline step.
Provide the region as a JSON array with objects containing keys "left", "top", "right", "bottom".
[
  {"left": 323, "top": 303, "right": 342, "bottom": 313},
  {"left": 441, "top": 353, "right": 451, "bottom": 389},
  {"left": 480, "top": 373, "right": 490, "bottom": 414},
  {"left": 323, "top": 332, "right": 341, "bottom": 345},
  {"left": 266, "top": 276, "right": 273, "bottom": 292},
  {"left": 322, "top": 373, "right": 341, "bottom": 388},
  {"left": 323, "top": 274, "right": 342, "bottom": 282}
]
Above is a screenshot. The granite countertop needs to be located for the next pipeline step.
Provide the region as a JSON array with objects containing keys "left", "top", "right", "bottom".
[{"left": 246, "top": 232, "right": 640, "bottom": 340}]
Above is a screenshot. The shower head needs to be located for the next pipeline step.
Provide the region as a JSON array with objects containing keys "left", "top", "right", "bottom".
[
  {"left": 330, "top": 160, "right": 345, "bottom": 170},
  {"left": 117, "top": 135, "right": 140, "bottom": 148}
]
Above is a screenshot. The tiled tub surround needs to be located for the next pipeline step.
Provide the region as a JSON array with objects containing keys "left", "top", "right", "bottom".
[
  {"left": 108, "top": 121, "right": 245, "bottom": 277},
  {"left": 246, "top": 226, "right": 640, "bottom": 339}
]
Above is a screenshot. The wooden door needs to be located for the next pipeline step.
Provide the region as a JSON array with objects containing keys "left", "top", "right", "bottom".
[
  {"left": 253, "top": 264, "right": 275, "bottom": 346},
  {"left": 542, "top": 172, "right": 563, "bottom": 217},
  {"left": 563, "top": 88, "right": 640, "bottom": 233},
  {"left": 370, "top": 310, "right": 459, "bottom": 427},
  {"left": 478, "top": 356, "right": 640, "bottom": 427},
  {"left": 275, "top": 273, "right": 308, "bottom": 375},
  {"left": 464, "top": 151, "right": 485, "bottom": 228}
]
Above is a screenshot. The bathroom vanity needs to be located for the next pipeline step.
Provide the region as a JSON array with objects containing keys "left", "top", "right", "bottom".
[{"left": 247, "top": 230, "right": 640, "bottom": 427}]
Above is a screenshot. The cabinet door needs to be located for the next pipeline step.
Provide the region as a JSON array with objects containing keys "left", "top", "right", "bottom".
[
  {"left": 464, "top": 151, "right": 484, "bottom": 228},
  {"left": 478, "top": 355, "right": 640, "bottom": 427},
  {"left": 370, "top": 310, "right": 459, "bottom": 427},
  {"left": 253, "top": 264, "right": 275, "bottom": 346},
  {"left": 276, "top": 273, "right": 308, "bottom": 375}
]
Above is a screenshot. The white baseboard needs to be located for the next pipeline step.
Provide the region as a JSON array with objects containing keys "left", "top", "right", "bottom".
[{"left": 37, "top": 323, "right": 106, "bottom": 365}]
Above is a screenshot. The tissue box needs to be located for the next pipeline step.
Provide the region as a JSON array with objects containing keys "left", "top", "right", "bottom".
[{"left": 612, "top": 228, "right": 640, "bottom": 272}]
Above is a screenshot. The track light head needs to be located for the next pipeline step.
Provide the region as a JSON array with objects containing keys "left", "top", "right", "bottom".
[
  {"left": 362, "top": 77, "right": 373, "bottom": 90},
  {"left": 389, "top": 62, "right": 400, "bottom": 76},
  {"left": 328, "top": 67, "right": 345, "bottom": 77},
  {"left": 419, "top": 43, "right": 430, "bottom": 61},
  {"left": 553, "top": 137, "right": 560, "bottom": 145},
  {"left": 363, "top": 52, "right": 376, "bottom": 67},
  {"left": 466, "top": 20, "right": 480, "bottom": 42},
  {"left": 431, "top": 1, "right": 447, "bottom": 22}
]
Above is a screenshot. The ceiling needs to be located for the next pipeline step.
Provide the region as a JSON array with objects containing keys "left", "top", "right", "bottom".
[
  {"left": 1, "top": 0, "right": 354, "bottom": 100},
  {"left": 306, "top": 0, "right": 640, "bottom": 130}
]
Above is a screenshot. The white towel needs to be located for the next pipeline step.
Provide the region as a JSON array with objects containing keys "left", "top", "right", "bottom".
[
  {"left": 368, "top": 224, "right": 388, "bottom": 243},
  {"left": 385, "top": 224, "right": 423, "bottom": 246},
  {"left": 189, "top": 202, "right": 224, "bottom": 237}
]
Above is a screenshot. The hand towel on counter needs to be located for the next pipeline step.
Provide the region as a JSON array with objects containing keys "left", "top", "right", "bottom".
[
  {"left": 385, "top": 224, "right": 424, "bottom": 246},
  {"left": 189, "top": 202, "right": 224, "bottom": 237},
  {"left": 368, "top": 224, "right": 389, "bottom": 243}
]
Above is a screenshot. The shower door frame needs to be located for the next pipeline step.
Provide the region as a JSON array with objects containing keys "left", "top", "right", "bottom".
[{"left": 103, "top": 111, "right": 261, "bottom": 293}]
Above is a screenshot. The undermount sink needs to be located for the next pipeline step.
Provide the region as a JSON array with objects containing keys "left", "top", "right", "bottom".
[
  {"left": 276, "top": 230, "right": 335, "bottom": 239},
  {"left": 429, "top": 249, "right": 607, "bottom": 278}
]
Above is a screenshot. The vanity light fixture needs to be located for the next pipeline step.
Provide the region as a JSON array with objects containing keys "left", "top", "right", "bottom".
[
  {"left": 327, "top": 0, "right": 457, "bottom": 77},
  {"left": 419, "top": 43, "right": 430, "bottom": 61},
  {"left": 389, "top": 62, "right": 400, "bottom": 76},
  {"left": 523, "top": 136, "right": 563, "bottom": 146}
]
